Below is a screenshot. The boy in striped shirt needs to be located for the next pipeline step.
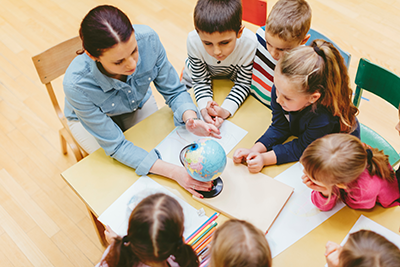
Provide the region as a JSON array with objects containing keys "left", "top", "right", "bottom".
[{"left": 182, "top": 0, "right": 257, "bottom": 127}]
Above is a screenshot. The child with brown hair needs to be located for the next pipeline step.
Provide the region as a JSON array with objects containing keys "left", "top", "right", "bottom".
[
  {"left": 300, "top": 133, "right": 400, "bottom": 211},
  {"left": 325, "top": 230, "right": 400, "bottom": 267},
  {"left": 251, "top": 0, "right": 312, "bottom": 106},
  {"left": 96, "top": 193, "right": 199, "bottom": 267},
  {"left": 234, "top": 40, "right": 360, "bottom": 172},
  {"left": 209, "top": 219, "right": 272, "bottom": 267}
]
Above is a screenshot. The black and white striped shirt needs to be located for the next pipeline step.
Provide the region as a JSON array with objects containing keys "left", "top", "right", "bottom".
[{"left": 184, "top": 28, "right": 257, "bottom": 116}]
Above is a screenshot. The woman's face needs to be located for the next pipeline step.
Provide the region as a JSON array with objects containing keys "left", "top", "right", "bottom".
[{"left": 94, "top": 33, "right": 139, "bottom": 78}]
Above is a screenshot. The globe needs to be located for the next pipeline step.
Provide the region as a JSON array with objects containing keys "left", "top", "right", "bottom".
[{"left": 180, "top": 139, "right": 227, "bottom": 183}]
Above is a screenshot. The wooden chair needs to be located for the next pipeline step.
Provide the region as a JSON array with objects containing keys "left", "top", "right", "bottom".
[
  {"left": 32, "top": 36, "right": 88, "bottom": 162},
  {"left": 353, "top": 58, "right": 400, "bottom": 166}
]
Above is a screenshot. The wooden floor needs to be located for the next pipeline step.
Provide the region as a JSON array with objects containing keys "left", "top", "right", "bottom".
[{"left": 0, "top": 0, "right": 399, "bottom": 266}]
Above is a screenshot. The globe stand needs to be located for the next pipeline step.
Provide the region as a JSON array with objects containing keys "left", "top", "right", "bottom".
[{"left": 179, "top": 144, "right": 224, "bottom": 198}]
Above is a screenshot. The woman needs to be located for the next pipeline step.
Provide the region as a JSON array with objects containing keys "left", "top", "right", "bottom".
[{"left": 64, "top": 5, "right": 219, "bottom": 197}]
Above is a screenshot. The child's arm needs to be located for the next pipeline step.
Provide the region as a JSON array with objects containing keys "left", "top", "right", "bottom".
[{"left": 302, "top": 175, "right": 337, "bottom": 211}]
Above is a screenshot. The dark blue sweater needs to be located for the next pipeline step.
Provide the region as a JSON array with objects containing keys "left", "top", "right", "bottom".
[{"left": 257, "top": 86, "right": 360, "bottom": 164}]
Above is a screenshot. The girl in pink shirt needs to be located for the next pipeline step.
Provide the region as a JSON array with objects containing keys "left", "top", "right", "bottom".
[
  {"left": 96, "top": 193, "right": 199, "bottom": 267},
  {"left": 299, "top": 134, "right": 400, "bottom": 211}
]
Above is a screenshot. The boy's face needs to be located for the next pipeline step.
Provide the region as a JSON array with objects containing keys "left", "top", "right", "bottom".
[
  {"left": 265, "top": 30, "right": 302, "bottom": 61},
  {"left": 198, "top": 28, "right": 243, "bottom": 61}
]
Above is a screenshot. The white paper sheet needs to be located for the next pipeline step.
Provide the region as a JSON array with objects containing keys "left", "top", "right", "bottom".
[
  {"left": 98, "top": 176, "right": 209, "bottom": 239},
  {"left": 340, "top": 215, "right": 400, "bottom": 248},
  {"left": 266, "top": 162, "right": 345, "bottom": 258},
  {"left": 155, "top": 120, "right": 247, "bottom": 166}
]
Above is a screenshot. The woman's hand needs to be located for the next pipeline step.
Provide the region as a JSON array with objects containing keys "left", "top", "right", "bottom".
[
  {"left": 185, "top": 118, "right": 221, "bottom": 139},
  {"left": 104, "top": 225, "right": 119, "bottom": 245},
  {"left": 171, "top": 166, "right": 213, "bottom": 198},
  {"left": 301, "top": 174, "right": 330, "bottom": 197},
  {"left": 325, "top": 241, "right": 341, "bottom": 267}
]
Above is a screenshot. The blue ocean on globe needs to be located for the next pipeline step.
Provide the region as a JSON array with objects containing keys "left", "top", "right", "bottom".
[{"left": 182, "top": 139, "right": 227, "bottom": 182}]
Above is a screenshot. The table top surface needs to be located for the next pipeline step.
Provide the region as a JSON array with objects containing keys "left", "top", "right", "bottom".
[{"left": 61, "top": 80, "right": 400, "bottom": 267}]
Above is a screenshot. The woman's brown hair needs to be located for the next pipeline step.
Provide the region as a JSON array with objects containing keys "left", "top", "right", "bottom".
[
  {"left": 210, "top": 219, "right": 272, "bottom": 267},
  {"left": 277, "top": 39, "right": 358, "bottom": 133},
  {"left": 340, "top": 230, "right": 400, "bottom": 267},
  {"left": 102, "top": 193, "right": 199, "bottom": 267}
]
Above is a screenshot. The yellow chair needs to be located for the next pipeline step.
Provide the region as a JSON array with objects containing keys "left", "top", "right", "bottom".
[{"left": 32, "top": 36, "right": 88, "bottom": 162}]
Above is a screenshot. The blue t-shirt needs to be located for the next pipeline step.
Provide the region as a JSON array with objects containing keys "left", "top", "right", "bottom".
[
  {"left": 63, "top": 25, "right": 198, "bottom": 175},
  {"left": 257, "top": 86, "right": 360, "bottom": 164}
]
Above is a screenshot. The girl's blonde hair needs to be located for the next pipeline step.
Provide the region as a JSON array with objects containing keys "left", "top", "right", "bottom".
[
  {"left": 300, "top": 134, "right": 394, "bottom": 196},
  {"left": 210, "top": 219, "right": 272, "bottom": 267},
  {"left": 277, "top": 39, "right": 358, "bottom": 133},
  {"left": 339, "top": 230, "right": 400, "bottom": 267}
]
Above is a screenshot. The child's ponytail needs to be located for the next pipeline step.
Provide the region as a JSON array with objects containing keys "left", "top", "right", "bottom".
[
  {"left": 102, "top": 235, "right": 139, "bottom": 267},
  {"left": 366, "top": 147, "right": 395, "bottom": 182},
  {"left": 173, "top": 241, "right": 200, "bottom": 267}
]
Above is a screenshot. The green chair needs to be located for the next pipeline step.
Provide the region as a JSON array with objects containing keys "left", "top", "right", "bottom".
[{"left": 353, "top": 58, "right": 400, "bottom": 166}]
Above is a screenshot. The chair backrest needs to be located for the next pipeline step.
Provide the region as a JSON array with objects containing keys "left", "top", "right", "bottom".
[
  {"left": 242, "top": 0, "right": 267, "bottom": 26},
  {"left": 305, "top": 28, "right": 351, "bottom": 68},
  {"left": 32, "top": 36, "right": 81, "bottom": 129},
  {"left": 353, "top": 58, "right": 400, "bottom": 108}
]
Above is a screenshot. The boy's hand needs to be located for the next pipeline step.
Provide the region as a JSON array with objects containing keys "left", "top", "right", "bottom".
[
  {"left": 301, "top": 174, "right": 330, "bottom": 196},
  {"left": 186, "top": 118, "right": 221, "bottom": 139},
  {"left": 246, "top": 152, "right": 265, "bottom": 173},
  {"left": 105, "top": 225, "right": 119, "bottom": 245},
  {"left": 206, "top": 101, "right": 231, "bottom": 119},
  {"left": 200, "top": 108, "right": 215, "bottom": 125},
  {"left": 233, "top": 148, "right": 252, "bottom": 164},
  {"left": 325, "top": 241, "right": 341, "bottom": 267}
]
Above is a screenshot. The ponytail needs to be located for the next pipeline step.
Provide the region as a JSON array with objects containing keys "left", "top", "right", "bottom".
[
  {"left": 173, "top": 242, "right": 200, "bottom": 267},
  {"left": 102, "top": 236, "right": 139, "bottom": 267},
  {"left": 366, "top": 147, "right": 395, "bottom": 182}
]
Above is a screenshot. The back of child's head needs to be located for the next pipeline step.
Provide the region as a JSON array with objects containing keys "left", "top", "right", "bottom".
[
  {"left": 210, "top": 219, "right": 272, "bottom": 267},
  {"left": 300, "top": 133, "right": 395, "bottom": 195},
  {"left": 266, "top": 0, "right": 311, "bottom": 42},
  {"left": 277, "top": 39, "right": 358, "bottom": 133},
  {"left": 103, "top": 193, "right": 199, "bottom": 267},
  {"left": 339, "top": 230, "right": 400, "bottom": 267},
  {"left": 79, "top": 5, "right": 133, "bottom": 58},
  {"left": 194, "top": 0, "right": 242, "bottom": 34}
]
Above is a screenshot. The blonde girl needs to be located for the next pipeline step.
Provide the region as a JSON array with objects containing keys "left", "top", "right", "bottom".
[
  {"left": 325, "top": 230, "right": 400, "bottom": 267},
  {"left": 233, "top": 39, "right": 359, "bottom": 173},
  {"left": 300, "top": 133, "right": 400, "bottom": 211},
  {"left": 96, "top": 193, "right": 199, "bottom": 267},
  {"left": 210, "top": 219, "right": 272, "bottom": 267}
]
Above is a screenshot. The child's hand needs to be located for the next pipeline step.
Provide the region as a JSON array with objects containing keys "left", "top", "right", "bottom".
[
  {"left": 186, "top": 117, "right": 221, "bottom": 139},
  {"left": 206, "top": 101, "right": 231, "bottom": 119},
  {"left": 105, "top": 225, "right": 119, "bottom": 245},
  {"left": 325, "top": 241, "right": 341, "bottom": 267},
  {"left": 200, "top": 108, "right": 215, "bottom": 125},
  {"left": 246, "top": 152, "right": 265, "bottom": 173},
  {"left": 233, "top": 148, "right": 252, "bottom": 164},
  {"left": 301, "top": 174, "right": 330, "bottom": 197}
]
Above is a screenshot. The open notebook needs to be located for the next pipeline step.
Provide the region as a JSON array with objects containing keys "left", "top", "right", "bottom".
[{"left": 196, "top": 159, "right": 294, "bottom": 233}]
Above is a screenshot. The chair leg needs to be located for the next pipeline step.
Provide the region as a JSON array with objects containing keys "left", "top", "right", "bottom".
[
  {"left": 59, "top": 129, "right": 68, "bottom": 155},
  {"left": 60, "top": 128, "right": 83, "bottom": 161},
  {"left": 87, "top": 207, "right": 108, "bottom": 248}
]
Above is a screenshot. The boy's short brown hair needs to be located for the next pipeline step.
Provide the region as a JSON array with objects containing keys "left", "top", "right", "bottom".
[
  {"left": 194, "top": 0, "right": 242, "bottom": 34},
  {"left": 266, "top": 0, "right": 312, "bottom": 42}
]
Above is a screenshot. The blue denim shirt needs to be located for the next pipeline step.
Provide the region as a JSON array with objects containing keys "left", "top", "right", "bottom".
[{"left": 63, "top": 25, "right": 198, "bottom": 175}]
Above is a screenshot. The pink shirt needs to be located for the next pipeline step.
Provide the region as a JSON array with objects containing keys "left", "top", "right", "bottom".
[{"left": 311, "top": 168, "right": 400, "bottom": 211}]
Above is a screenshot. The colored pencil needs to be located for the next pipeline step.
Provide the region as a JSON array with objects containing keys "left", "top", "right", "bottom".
[
  {"left": 198, "top": 245, "right": 209, "bottom": 257},
  {"left": 195, "top": 235, "right": 213, "bottom": 254},
  {"left": 186, "top": 212, "right": 219, "bottom": 243},
  {"left": 189, "top": 221, "right": 217, "bottom": 246},
  {"left": 200, "top": 257, "right": 210, "bottom": 267},
  {"left": 201, "top": 251, "right": 211, "bottom": 264},
  {"left": 192, "top": 227, "right": 216, "bottom": 251},
  {"left": 199, "top": 246, "right": 210, "bottom": 259}
]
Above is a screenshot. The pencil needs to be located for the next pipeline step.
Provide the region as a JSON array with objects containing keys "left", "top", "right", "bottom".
[
  {"left": 192, "top": 227, "right": 216, "bottom": 251},
  {"left": 200, "top": 257, "right": 210, "bottom": 267},
  {"left": 195, "top": 235, "right": 213, "bottom": 255},
  {"left": 189, "top": 221, "right": 217, "bottom": 246},
  {"left": 199, "top": 246, "right": 210, "bottom": 259},
  {"left": 186, "top": 212, "right": 219, "bottom": 243}
]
